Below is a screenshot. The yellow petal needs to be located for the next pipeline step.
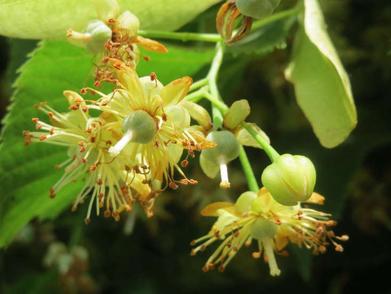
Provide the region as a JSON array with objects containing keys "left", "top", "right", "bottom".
[
  {"left": 304, "top": 192, "right": 325, "bottom": 205},
  {"left": 117, "top": 67, "right": 144, "bottom": 99},
  {"left": 135, "top": 36, "right": 168, "bottom": 53},
  {"left": 201, "top": 202, "right": 234, "bottom": 217},
  {"left": 160, "top": 76, "right": 192, "bottom": 105}
]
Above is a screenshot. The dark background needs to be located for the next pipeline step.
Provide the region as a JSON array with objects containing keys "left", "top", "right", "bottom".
[{"left": 0, "top": 0, "right": 390, "bottom": 293}]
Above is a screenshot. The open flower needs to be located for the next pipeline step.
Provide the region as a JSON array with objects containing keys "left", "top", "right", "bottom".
[
  {"left": 89, "top": 62, "right": 214, "bottom": 192},
  {"left": 191, "top": 188, "right": 348, "bottom": 276},
  {"left": 24, "top": 91, "right": 137, "bottom": 222}
]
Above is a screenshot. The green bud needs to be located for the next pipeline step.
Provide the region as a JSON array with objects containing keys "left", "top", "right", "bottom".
[
  {"left": 86, "top": 20, "right": 113, "bottom": 53},
  {"left": 236, "top": 0, "right": 281, "bottom": 19},
  {"left": 117, "top": 11, "right": 140, "bottom": 36},
  {"left": 67, "top": 20, "right": 112, "bottom": 54},
  {"left": 165, "top": 105, "right": 191, "bottom": 129},
  {"left": 223, "top": 99, "right": 250, "bottom": 130},
  {"left": 261, "top": 154, "right": 316, "bottom": 206},
  {"left": 250, "top": 219, "right": 277, "bottom": 240},
  {"left": 122, "top": 110, "right": 157, "bottom": 144},
  {"left": 202, "top": 130, "right": 240, "bottom": 165},
  {"left": 235, "top": 191, "right": 257, "bottom": 213}
]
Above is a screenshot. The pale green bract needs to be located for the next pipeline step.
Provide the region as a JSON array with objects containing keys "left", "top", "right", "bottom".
[
  {"left": 0, "top": 0, "right": 222, "bottom": 39},
  {"left": 285, "top": 0, "right": 357, "bottom": 148}
]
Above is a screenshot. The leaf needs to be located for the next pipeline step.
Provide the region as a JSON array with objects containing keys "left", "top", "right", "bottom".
[
  {"left": 0, "top": 41, "right": 93, "bottom": 247},
  {"left": 138, "top": 44, "right": 214, "bottom": 85},
  {"left": 227, "top": 11, "right": 296, "bottom": 56},
  {"left": 0, "top": 40, "right": 216, "bottom": 247},
  {"left": 4, "top": 39, "right": 38, "bottom": 91},
  {"left": 285, "top": 0, "right": 357, "bottom": 148},
  {"left": 0, "top": 0, "right": 222, "bottom": 39}
]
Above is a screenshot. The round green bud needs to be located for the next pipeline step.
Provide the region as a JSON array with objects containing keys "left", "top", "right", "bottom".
[
  {"left": 86, "top": 20, "right": 112, "bottom": 53},
  {"left": 235, "top": 191, "right": 257, "bottom": 213},
  {"left": 236, "top": 0, "right": 280, "bottom": 19},
  {"left": 202, "top": 130, "right": 240, "bottom": 165},
  {"left": 261, "top": 154, "right": 316, "bottom": 206},
  {"left": 250, "top": 219, "right": 277, "bottom": 240},
  {"left": 165, "top": 105, "right": 191, "bottom": 129},
  {"left": 117, "top": 11, "right": 140, "bottom": 36},
  {"left": 122, "top": 110, "right": 157, "bottom": 144}
]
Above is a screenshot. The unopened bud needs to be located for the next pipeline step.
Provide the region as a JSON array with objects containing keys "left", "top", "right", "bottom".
[
  {"left": 117, "top": 11, "right": 140, "bottom": 36},
  {"left": 261, "top": 154, "right": 316, "bottom": 206},
  {"left": 67, "top": 20, "right": 112, "bottom": 54},
  {"left": 235, "top": 191, "right": 257, "bottom": 213}
]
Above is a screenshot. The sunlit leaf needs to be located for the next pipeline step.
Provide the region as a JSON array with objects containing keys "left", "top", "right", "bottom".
[
  {"left": 285, "top": 0, "right": 357, "bottom": 148},
  {"left": 0, "top": 0, "right": 222, "bottom": 39}
]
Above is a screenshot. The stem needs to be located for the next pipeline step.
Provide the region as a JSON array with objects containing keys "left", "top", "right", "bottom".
[
  {"left": 185, "top": 88, "right": 208, "bottom": 103},
  {"left": 207, "top": 43, "right": 225, "bottom": 129},
  {"left": 251, "top": 7, "right": 300, "bottom": 31},
  {"left": 204, "top": 92, "right": 228, "bottom": 113},
  {"left": 242, "top": 123, "right": 280, "bottom": 162},
  {"left": 190, "top": 78, "right": 208, "bottom": 91},
  {"left": 138, "top": 30, "right": 222, "bottom": 43},
  {"left": 239, "top": 146, "right": 259, "bottom": 192},
  {"left": 205, "top": 42, "right": 261, "bottom": 191}
]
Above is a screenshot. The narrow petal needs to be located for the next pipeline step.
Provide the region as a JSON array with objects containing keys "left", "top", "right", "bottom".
[{"left": 160, "top": 76, "right": 192, "bottom": 105}]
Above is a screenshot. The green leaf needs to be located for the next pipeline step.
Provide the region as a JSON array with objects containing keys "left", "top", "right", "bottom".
[
  {"left": 0, "top": 41, "right": 93, "bottom": 247},
  {"left": 138, "top": 44, "right": 214, "bottom": 85},
  {"left": 285, "top": 0, "right": 357, "bottom": 148},
  {"left": 0, "top": 0, "right": 222, "bottom": 39},
  {"left": 0, "top": 40, "right": 216, "bottom": 247},
  {"left": 227, "top": 10, "right": 296, "bottom": 56}
]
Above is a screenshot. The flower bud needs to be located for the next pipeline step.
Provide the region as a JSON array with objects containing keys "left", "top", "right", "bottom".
[
  {"left": 223, "top": 99, "right": 250, "bottom": 130},
  {"left": 165, "top": 105, "right": 191, "bottom": 129},
  {"left": 201, "top": 130, "right": 241, "bottom": 188},
  {"left": 235, "top": 191, "right": 257, "bottom": 213},
  {"left": 117, "top": 11, "right": 140, "bottom": 36},
  {"left": 261, "top": 154, "right": 316, "bottom": 206},
  {"left": 67, "top": 20, "right": 112, "bottom": 54},
  {"left": 236, "top": 0, "right": 281, "bottom": 19}
]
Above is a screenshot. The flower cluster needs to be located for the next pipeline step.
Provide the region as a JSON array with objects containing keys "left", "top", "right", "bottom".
[
  {"left": 25, "top": 60, "right": 213, "bottom": 222},
  {"left": 191, "top": 188, "right": 348, "bottom": 276}
]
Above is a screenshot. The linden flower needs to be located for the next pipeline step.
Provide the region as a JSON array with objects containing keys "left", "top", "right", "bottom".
[
  {"left": 191, "top": 188, "right": 348, "bottom": 276},
  {"left": 89, "top": 63, "right": 214, "bottom": 192},
  {"left": 24, "top": 91, "right": 145, "bottom": 222}
]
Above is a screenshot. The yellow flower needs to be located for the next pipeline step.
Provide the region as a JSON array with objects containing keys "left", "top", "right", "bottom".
[
  {"left": 24, "top": 91, "right": 136, "bottom": 222},
  {"left": 89, "top": 62, "right": 214, "bottom": 192},
  {"left": 191, "top": 188, "right": 348, "bottom": 276}
]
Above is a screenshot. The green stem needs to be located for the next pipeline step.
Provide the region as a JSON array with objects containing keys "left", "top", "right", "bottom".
[
  {"left": 242, "top": 123, "right": 280, "bottom": 162},
  {"left": 239, "top": 146, "right": 259, "bottom": 192},
  {"left": 251, "top": 7, "right": 300, "bottom": 31},
  {"left": 138, "top": 30, "right": 222, "bottom": 43},
  {"left": 185, "top": 88, "right": 208, "bottom": 103},
  {"left": 190, "top": 78, "right": 208, "bottom": 91},
  {"left": 207, "top": 42, "right": 225, "bottom": 129}
]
